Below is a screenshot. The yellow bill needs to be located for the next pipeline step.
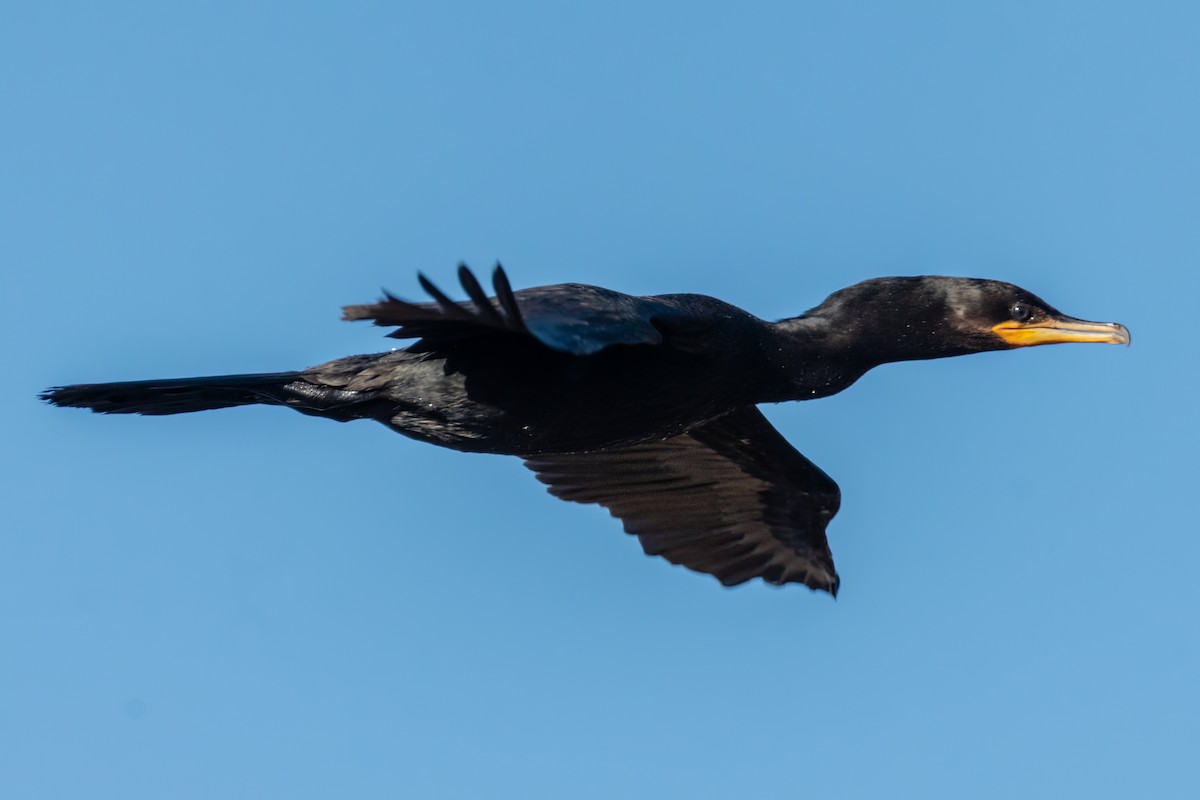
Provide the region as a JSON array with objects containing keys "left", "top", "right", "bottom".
[{"left": 992, "top": 318, "right": 1131, "bottom": 347}]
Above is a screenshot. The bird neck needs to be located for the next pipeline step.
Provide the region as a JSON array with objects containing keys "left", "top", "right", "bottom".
[{"left": 759, "top": 316, "right": 885, "bottom": 402}]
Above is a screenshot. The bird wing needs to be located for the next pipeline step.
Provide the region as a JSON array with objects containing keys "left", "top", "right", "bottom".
[
  {"left": 342, "top": 264, "right": 670, "bottom": 356},
  {"left": 524, "top": 406, "right": 842, "bottom": 594}
]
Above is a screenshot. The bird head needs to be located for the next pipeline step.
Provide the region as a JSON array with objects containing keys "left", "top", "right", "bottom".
[{"left": 807, "top": 276, "right": 1130, "bottom": 364}]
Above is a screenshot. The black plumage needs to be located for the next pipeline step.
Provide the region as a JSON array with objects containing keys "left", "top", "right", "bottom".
[{"left": 42, "top": 266, "right": 1129, "bottom": 595}]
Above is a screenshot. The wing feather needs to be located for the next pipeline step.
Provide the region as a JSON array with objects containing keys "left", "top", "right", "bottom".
[
  {"left": 524, "top": 406, "right": 842, "bottom": 595},
  {"left": 342, "top": 265, "right": 675, "bottom": 356},
  {"left": 490, "top": 265, "right": 529, "bottom": 334},
  {"left": 456, "top": 263, "right": 506, "bottom": 328},
  {"left": 416, "top": 272, "right": 473, "bottom": 320}
]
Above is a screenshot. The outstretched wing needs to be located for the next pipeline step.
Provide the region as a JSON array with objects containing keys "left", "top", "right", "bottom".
[
  {"left": 342, "top": 264, "right": 670, "bottom": 356},
  {"left": 524, "top": 406, "right": 843, "bottom": 594}
]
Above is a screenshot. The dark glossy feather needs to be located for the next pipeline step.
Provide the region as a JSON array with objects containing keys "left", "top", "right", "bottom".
[
  {"left": 490, "top": 265, "right": 529, "bottom": 333},
  {"left": 415, "top": 272, "right": 473, "bottom": 320},
  {"left": 343, "top": 264, "right": 669, "bottom": 355},
  {"left": 525, "top": 406, "right": 842, "bottom": 594},
  {"left": 456, "top": 263, "right": 506, "bottom": 328}
]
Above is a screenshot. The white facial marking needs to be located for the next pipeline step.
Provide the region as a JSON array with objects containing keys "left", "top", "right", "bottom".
[{"left": 942, "top": 281, "right": 985, "bottom": 329}]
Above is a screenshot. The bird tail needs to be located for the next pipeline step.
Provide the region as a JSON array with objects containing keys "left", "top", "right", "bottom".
[{"left": 40, "top": 372, "right": 306, "bottom": 416}]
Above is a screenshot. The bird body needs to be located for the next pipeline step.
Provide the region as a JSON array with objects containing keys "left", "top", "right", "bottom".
[{"left": 43, "top": 267, "right": 1129, "bottom": 595}]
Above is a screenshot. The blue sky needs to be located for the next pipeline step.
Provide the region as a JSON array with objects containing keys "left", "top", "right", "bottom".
[{"left": 3, "top": 2, "right": 1197, "bottom": 797}]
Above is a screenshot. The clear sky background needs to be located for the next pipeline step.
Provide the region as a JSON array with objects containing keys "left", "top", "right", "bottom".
[{"left": 3, "top": 2, "right": 1197, "bottom": 798}]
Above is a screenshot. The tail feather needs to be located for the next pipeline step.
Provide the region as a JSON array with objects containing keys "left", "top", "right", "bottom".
[{"left": 41, "top": 372, "right": 305, "bottom": 416}]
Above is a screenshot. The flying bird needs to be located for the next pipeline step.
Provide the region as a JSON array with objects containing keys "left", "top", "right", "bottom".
[{"left": 42, "top": 266, "right": 1129, "bottom": 595}]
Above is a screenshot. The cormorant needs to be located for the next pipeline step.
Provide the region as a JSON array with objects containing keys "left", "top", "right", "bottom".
[{"left": 42, "top": 267, "right": 1129, "bottom": 595}]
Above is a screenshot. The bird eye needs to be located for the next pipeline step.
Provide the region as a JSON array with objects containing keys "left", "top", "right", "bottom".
[{"left": 1010, "top": 303, "right": 1032, "bottom": 322}]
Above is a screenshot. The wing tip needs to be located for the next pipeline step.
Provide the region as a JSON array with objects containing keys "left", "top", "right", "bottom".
[
  {"left": 340, "top": 303, "right": 374, "bottom": 322},
  {"left": 40, "top": 386, "right": 67, "bottom": 407},
  {"left": 717, "top": 567, "right": 839, "bottom": 597}
]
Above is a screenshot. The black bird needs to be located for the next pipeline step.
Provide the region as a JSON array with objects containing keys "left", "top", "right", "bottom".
[{"left": 43, "top": 266, "right": 1129, "bottom": 595}]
